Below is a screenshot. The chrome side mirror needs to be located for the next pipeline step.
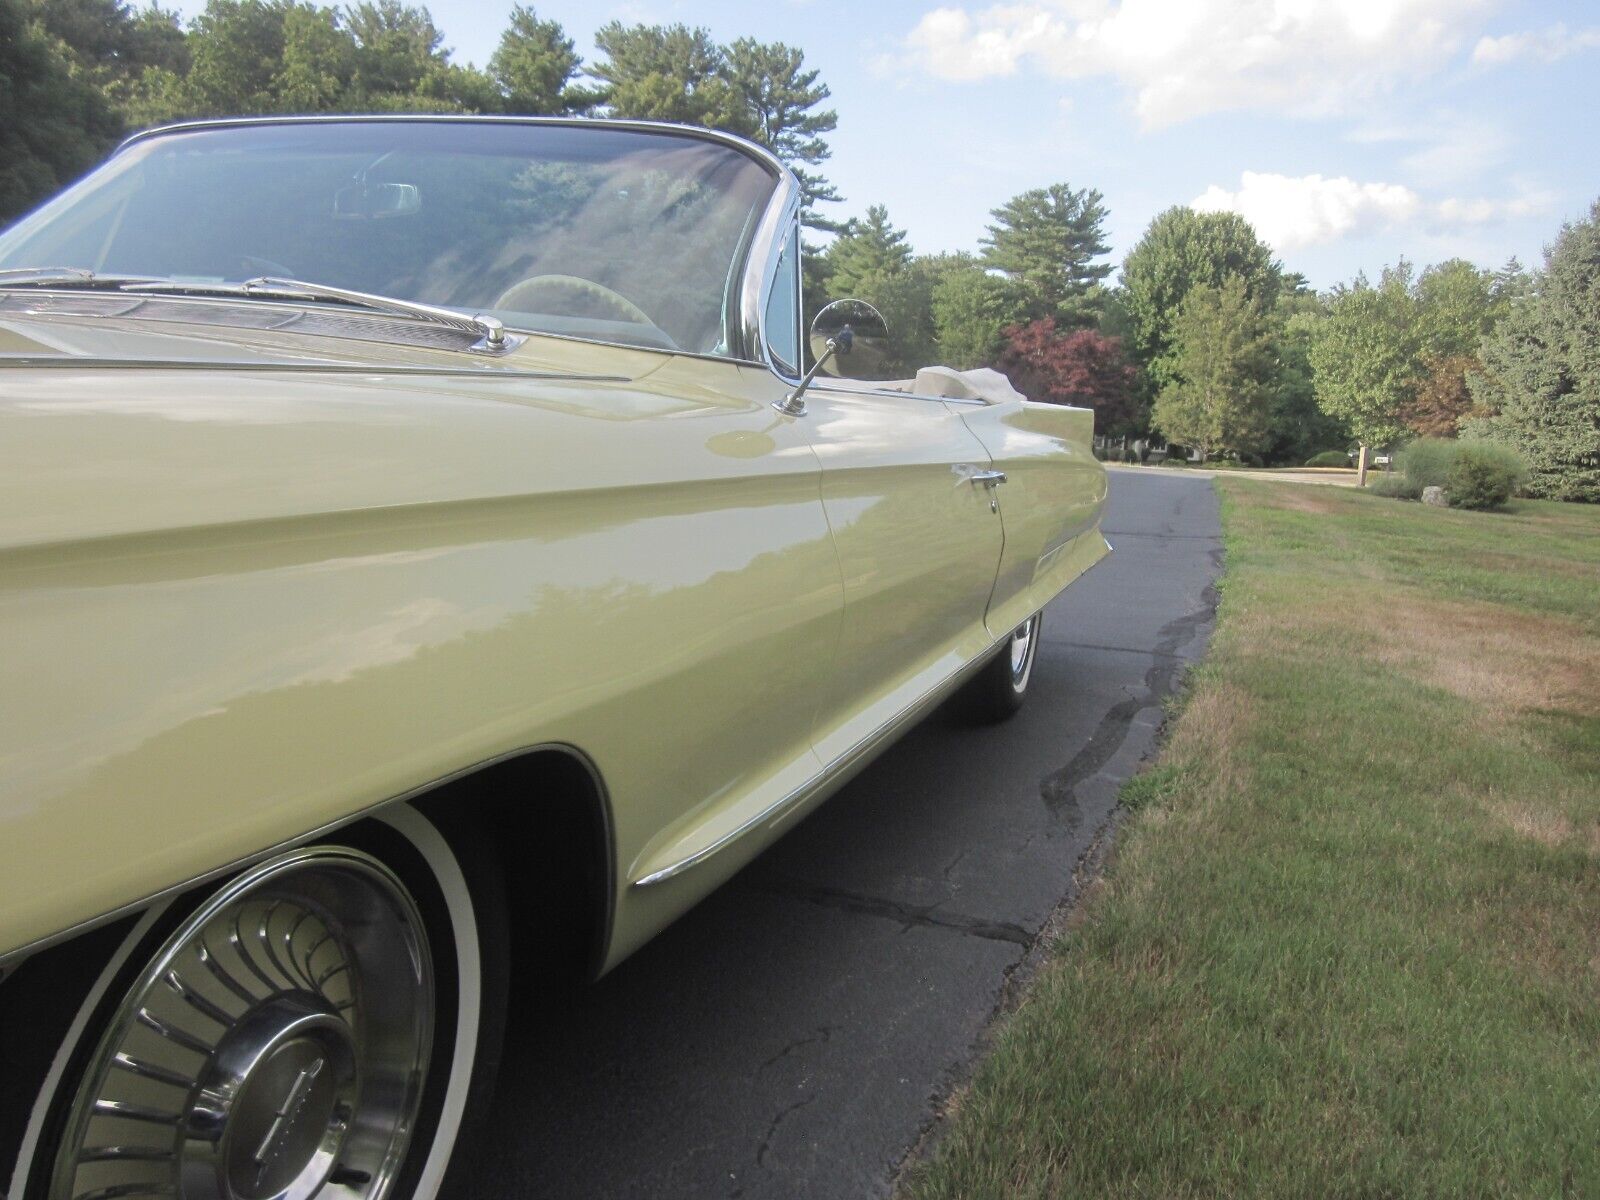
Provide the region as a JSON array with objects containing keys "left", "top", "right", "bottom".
[{"left": 774, "top": 299, "right": 890, "bottom": 417}]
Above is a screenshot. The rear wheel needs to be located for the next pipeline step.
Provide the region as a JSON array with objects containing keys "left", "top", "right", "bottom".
[
  {"left": 956, "top": 610, "right": 1043, "bottom": 723},
  {"left": 1, "top": 803, "right": 505, "bottom": 1200}
]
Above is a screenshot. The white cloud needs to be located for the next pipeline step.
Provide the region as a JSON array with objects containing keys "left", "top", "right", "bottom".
[
  {"left": 1194, "top": 172, "right": 1420, "bottom": 250},
  {"left": 1192, "top": 171, "right": 1551, "bottom": 252},
  {"left": 902, "top": 0, "right": 1494, "bottom": 126},
  {"left": 1472, "top": 24, "right": 1600, "bottom": 64}
]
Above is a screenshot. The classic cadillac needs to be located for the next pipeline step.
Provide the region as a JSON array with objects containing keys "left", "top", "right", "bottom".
[{"left": 0, "top": 117, "right": 1108, "bottom": 1200}]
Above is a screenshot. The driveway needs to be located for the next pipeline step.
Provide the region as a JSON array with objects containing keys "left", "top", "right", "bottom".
[
  {"left": 1109, "top": 463, "right": 1361, "bottom": 487},
  {"left": 467, "top": 469, "right": 1224, "bottom": 1199}
]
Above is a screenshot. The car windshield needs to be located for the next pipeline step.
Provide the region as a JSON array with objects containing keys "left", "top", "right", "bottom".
[{"left": 0, "top": 120, "right": 778, "bottom": 357}]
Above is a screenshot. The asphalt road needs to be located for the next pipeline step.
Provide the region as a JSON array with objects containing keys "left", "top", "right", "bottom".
[{"left": 468, "top": 469, "right": 1224, "bottom": 1199}]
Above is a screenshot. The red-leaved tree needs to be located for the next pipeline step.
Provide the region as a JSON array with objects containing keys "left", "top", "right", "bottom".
[{"left": 995, "top": 319, "right": 1141, "bottom": 435}]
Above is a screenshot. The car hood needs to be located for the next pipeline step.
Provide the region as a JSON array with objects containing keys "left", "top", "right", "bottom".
[
  {"left": 0, "top": 297, "right": 667, "bottom": 374},
  {"left": 0, "top": 308, "right": 744, "bottom": 554}
]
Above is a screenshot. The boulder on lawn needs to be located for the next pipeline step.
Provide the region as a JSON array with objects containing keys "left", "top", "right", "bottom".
[{"left": 1422, "top": 485, "right": 1448, "bottom": 507}]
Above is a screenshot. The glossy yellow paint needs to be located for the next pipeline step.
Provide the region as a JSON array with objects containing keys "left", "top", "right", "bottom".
[{"left": 0, "top": 309, "right": 1108, "bottom": 972}]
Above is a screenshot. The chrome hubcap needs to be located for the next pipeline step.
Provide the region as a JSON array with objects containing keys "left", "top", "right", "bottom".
[
  {"left": 1009, "top": 615, "right": 1039, "bottom": 691},
  {"left": 52, "top": 849, "right": 433, "bottom": 1200}
]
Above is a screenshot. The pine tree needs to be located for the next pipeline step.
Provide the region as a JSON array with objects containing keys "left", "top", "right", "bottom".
[
  {"left": 489, "top": 4, "right": 588, "bottom": 114},
  {"left": 588, "top": 22, "right": 740, "bottom": 129},
  {"left": 1465, "top": 199, "right": 1600, "bottom": 502},
  {"left": 981, "top": 183, "right": 1111, "bottom": 329},
  {"left": 823, "top": 205, "right": 911, "bottom": 296},
  {"left": 722, "top": 38, "right": 840, "bottom": 229}
]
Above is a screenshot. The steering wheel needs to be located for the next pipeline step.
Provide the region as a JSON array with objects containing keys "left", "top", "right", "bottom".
[{"left": 494, "top": 274, "right": 655, "bottom": 326}]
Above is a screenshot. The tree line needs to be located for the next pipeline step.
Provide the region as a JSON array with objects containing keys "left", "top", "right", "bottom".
[
  {"left": 819, "top": 179, "right": 1597, "bottom": 503},
  {"left": 4, "top": 0, "right": 1595, "bottom": 501},
  {"left": 1, "top": 0, "right": 840, "bottom": 225}
]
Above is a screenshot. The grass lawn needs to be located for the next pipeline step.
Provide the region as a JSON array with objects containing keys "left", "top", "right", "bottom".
[{"left": 901, "top": 481, "right": 1600, "bottom": 1199}]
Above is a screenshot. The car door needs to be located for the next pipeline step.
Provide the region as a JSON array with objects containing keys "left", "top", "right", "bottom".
[
  {"left": 956, "top": 397, "right": 1110, "bottom": 640},
  {"left": 793, "top": 381, "right": 1005, "bottom": 765}
]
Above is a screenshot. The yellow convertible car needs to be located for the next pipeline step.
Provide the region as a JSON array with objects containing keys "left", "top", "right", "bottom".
[{"left": 0, "top": 116, "right": 1107, "bottom": 1200}]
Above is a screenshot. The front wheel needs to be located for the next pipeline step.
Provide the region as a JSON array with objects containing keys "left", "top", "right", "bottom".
[
  {"left": 956, "top": 610, "right": 1044, "bottom": 723},
  {"left": 2, "top": 804, "right": 506, "bottom": 1200}
]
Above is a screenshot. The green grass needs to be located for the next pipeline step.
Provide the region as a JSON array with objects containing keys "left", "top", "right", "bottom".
[{"left": 900, "top": 481, "right": 1600, "bottom": 1200}]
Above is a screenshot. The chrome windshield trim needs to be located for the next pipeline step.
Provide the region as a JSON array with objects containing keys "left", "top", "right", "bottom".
[
  {"left": 741, "top": 183, "right": 804, "bottom": 365},
  {"left": 118, "top": 114, "right": 793, "bottom": 182}
]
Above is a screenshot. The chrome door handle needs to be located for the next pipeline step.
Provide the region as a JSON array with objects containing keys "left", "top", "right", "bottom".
[{"left": 970, "top": 470, "right": 1007, "bottom": 486}]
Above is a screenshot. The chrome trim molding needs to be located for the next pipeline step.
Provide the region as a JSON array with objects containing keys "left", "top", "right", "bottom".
[
  {"left": 746, "top": 190, "right": 803, "bottom": 368},
  {"left": 632, "top": 646, "right": 998, "bottom": 887},
  {"left": 0, "top": 351, "right": 629, "bottom": 382},
  {"left": 119, "top": 114, "right": 793, "bottom": 183}
]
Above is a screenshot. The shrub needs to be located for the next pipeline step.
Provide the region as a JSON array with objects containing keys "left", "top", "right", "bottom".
[
  {"left": 1159, "top": 456, "right": 1189, "bottom": 468},
  {"left": 1370, "top": 474, "right": 1421, "bottom": 500},
  {"left": 1305, "top": 450, "right": 1351, "bottom": 468},
  {"left": 1447, "top": 442, "right": 1528, "bottom": 510},
  {"left": 1398, "top": 437, "right": 1460, "bottom": 492}
]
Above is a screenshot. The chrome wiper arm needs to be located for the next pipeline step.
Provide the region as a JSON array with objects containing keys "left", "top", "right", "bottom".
[
  {"left": 120, "top": 276, "right": 512, "bottom": 354},
  {"left": 0, "top": 267, "right": 166, "bottom": 288}
]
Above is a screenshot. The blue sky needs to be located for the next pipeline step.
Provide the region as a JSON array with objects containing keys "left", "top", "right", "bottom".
[{"left": 176, "top": 0, "right": 1600, "bottom": 288}]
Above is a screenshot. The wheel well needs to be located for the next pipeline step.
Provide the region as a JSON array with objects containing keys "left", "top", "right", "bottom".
[{"left": 408, "top": 747, "right": 613, "bottom": 988}]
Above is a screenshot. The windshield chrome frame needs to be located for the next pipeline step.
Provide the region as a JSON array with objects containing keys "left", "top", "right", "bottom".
[{"left": 114, "top": 115, "right": 803, "bottom": 365}]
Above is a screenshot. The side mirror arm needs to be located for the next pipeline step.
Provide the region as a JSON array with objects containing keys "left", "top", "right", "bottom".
[{"left": 774, "top": 325, "right": 853, "bottom": 417}]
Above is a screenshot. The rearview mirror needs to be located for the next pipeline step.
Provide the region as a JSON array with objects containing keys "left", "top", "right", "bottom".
[
  {"left": 333, "top": 182, "right": 422, "bottom": 220},
  {"left": 809, "top": 298, "right": 890, "bottom": 379}
]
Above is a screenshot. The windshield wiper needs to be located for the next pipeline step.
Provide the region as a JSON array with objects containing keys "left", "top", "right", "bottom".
[
  {"left": 0, "top": 267, "right": 166, "bottom": 288},
  {"left": 119, "top": 276, "right": 512, "bottom": 354}
]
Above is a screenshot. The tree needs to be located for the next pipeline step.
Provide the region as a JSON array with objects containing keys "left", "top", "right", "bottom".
[
  {"left": 1307, "top": 263, "right": 1421, "bottom": 480},
  {"left": 344, "top": 1, "right": 444, "bottom": 96},
  {"left": 816, "top": 206, "right": 925, "bottom": 374},
  {"left": 1464, "top": 199, "right": 1600, "bottom": 502},
  {"left": 1491, "top": 255, "right": 1531, "bottom": 306},
  {"left": 1398, "top": 353, "right": 1479, "bottom": 438},
  {"left": 33, "top": 0, "right": 188, "bottom": 101},
  {"left": 1152, "top": 274, "right": 1275, "bottom": 461},
  {"left": 588, "top": 22, "right": 740, "bottom": 128},
  {"left": 489, "top": 4, "right": 586, "bottom": 113},
  {"left": 146, "top": 0, "right": 336, "bottom": 116},
  {"left": 723, "top": 38, "right": 839, "bottom": 228},
  {"left": 1414, "top": 257, "right": 1501, "bottom": 357},
  {"left": 981, "top": 183, "right": 1111, "bottom": 329},
  {"left": 824, "top": 204, "right": 910, "bottom": 296},
  {"left": 1120, "top": 206, "right": 1281, "bottom": 390},
  {"left": 930, "top": 258, "right": 1021, "bottom": 370},
  {"left": 1266, "top": 300, "right": 1352, "bottom": 465},
  {"left": 0, "top": 0, "right": 124, "bottom": 222},
  {"left": 995, "top": 320, "right": 1140, "bottom": 435}
]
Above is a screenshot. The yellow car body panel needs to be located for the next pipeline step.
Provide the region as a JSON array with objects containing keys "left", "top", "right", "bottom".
[{"left": 0, "top": 307, "right": 1108, "bottom": 972}]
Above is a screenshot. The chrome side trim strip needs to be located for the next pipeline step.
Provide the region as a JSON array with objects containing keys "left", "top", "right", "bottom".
[
  {"left": 0, "top": 353, "right": 629, "bottom": 381},
  {"left": 632, "top": 645, "right": 998, "bottom": 887}
]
